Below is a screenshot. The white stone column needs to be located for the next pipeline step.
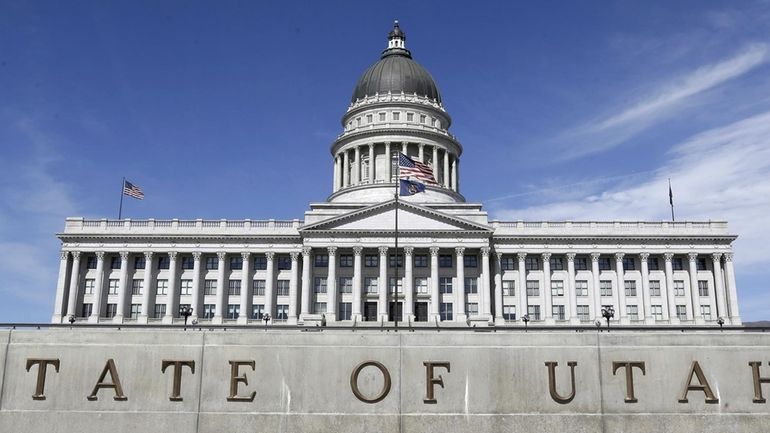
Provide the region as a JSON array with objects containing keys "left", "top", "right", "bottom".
[
  {"left": 724, "top": 252, "right": 740, "bottom": 324},
  {"left": 114, "top": 251, "right": 130, "bottom": 323},
  {"left": 351, "top": 246, "right": 363, "bottom": 321},
  {"left": 663, "top": 253, "right": 676, "bottom": 323},
  {"left": 139, "top": 252, "right": 154, "bottom": 324},
  {"left": 567, "top": 253, "right": 578, "bottom": 324},
  {"left": 66, "top": 251, "right": 81, "bottom": 320},
  {"left": 342, "top": 151, "right": 349, "bottom": 187},
  {"left": 404, "top": 246, "right": 414, "bottom": 321},
  {"left": 590, "top": 253, "right": 601, "bottom": 320},
  {"left": 432, "top": 145, "right": 439, "bottom": 177},
  {"left": 455, "top": 247, "right": 466, "bottom": 321},
  {"left": 481, "top": 247, "right": 492, "bottom": 319},
  {"left": 354, "top": 146, "right": 361, "bottom": 184},
  {"left": 385, "top": 142, "right": 392, "bottom": 182},
  {"left": 300, "top": 247, "right": 312, "bottom": 321},
  {"left": 494, "top": 251, "right": 504, "bottom": 324},
  {"left": 688, "top": 253, "right": 702, "bottom": 324},
  {"left": 451, "top": 156, "right": 457, "bottom": 191},
  {"left": 190, "top": 252, "right": 202, "bottom": 322},
  {"left": 333, "top": 155, "right": 339, "bottom": 192},
  {"left": 712, "top": 253, "right": 727, "bottom": 321},
  {"left": 418, "top": 143, "right": 425, "bottom": 162},
  {"left": 378, "top": 246, "right": 388, "bottom": 321},
  {"left": 368, "top": 144, "right": 375, "bottom": 183},
  {"left": 89, "top": 251, "right": 105, "bottom": 323},
  {"left": 327, "top": 246, "right": 338, "bottom": 322},
  {"left": 265, "top": 251, "right": 275, "bottom": 319},
  {"left": 163, "top": 252, "right": 178, "bottom": 324},
  {"left": 53, "top": 251, "right": 70, "bottom": 323},
  {"left": 542, "top": 253, "right": 553, "bottom": 324},
  {"left": 615, "top": 253, "right": 626, "bottom": 323},
  {"left": 517, "top": 253, "right": 528, "bottom": 321},
  {"left": 443, "top": 150, "right": 450, "bottom": 188},
  {"left": 288, "top": 252, "right": 300, "bottom": 324},
  {"left": 238, "top": 252, "right": 251, "bottom": 324},
  {"left": 213, "top": 252, "right": 226, "bottom": 324},
  {"left": 454, "top": 158, "right": 460, "bottom": 193},
  {"left": 639, "top": 253, "right": 653, "bottom": 324},
  {"left": 430, "top": 246, "right": 440, "bottom": 320}
]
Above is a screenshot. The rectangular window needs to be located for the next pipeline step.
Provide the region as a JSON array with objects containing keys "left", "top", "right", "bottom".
[
  {"left": 624, "top": 280, "right": 637, "bottom": 297},
  {"left": 314, "top": 277, "right": 327, "bottom": 293},
  {"left": 131, "top": 279, "right": 143, "bottom": 296},
  {"left": 389, "top": 254, "right": 403, "bottom": 268},
  {"left": 86, "top": 255, "right": 97, "bottom": 269},
  {"left": 651, "top": 305, "right": 663, "bottom": 320},
  {"left": 415, "top": 277, "right": 428, "bottom": 294},
  {"left": 134, "top": 256, "right": 146, "bottom": 269},
  {"left": 649, "top": 280, "right": 661, "bottom": 296},
  {"left": 314, "top": 254, "right": 328, "bottom": 267},
  {"left": 466, "top": 303, "right": 479, "bottom": 316},
  {"left": 465, "top": 277, "right": 478, "bottom": 294},
  {"left": 674, "top": 280, "right": 685, "bottom": 297},
  {"left": 626, "top": 305, "right": 639, "bottom": 320},
  {"left": 203, "top": 304, "right": 215, "bottom": 319},
  {"left": 463, "top": 255, "right": 478, "bottom": 268},
  {"left": 406, "top": 112, "right": 414, "bottom": 121},
  {"left": 154, "top": 304, "right": 166, "bottom": 319},
  {"left": 227, "top": 304, "right": 240, "bottom": 319},
  {"left": 414, "top": 255, "right": 428, "bottom": 267},
  {"left": 181, "top": 256, "right": 194, "bottom": 270},
  {"left": 276, "top": 304, "right": 288, "bottom": 321},
  {"left": 339, "top": 302, "right": 352, "bottom": 320},
  {"left": 276, "top": 280, "right": 290, "bottom": 296},
  {"left": 106, "top": 303, "right": 117, "bottom": 318},
  {"left": 251, "top": 304, "right": 265, "bottom": 320},
  {"left": 204, "top": 280, "right": 217, "bottom": 296},
  {"left": 700, "top": 305, "right": 712, "bottom": 320},
  {"left": 575, "top": 280, "right": 588, "bottom": 296},
  {"left": 439, "top": 303, "right": 453, "bottom": 321},
  {"left": 205, "top": 256, "right": 218, "bottom": 270},
  {"left": 527, "top": 305, "right": 541, "bottom": 321},
  {"left": 365, "top": 277, "right": 378, "bottom": 293},
  {"left": 439, "top": 277, "right": 453, "bottom": 294},
  {"left": 130, "top": 304, "right": 141, "bottom": 319},
  {"left": 697, "top": 258, "right": 708, "bottom": 271},
  {"left": 364, "top": 255, "right": 378, "bottom": 267},
  {"left": 551, "top": 281, "right": 564, "bottom": 297},
  {"left": 503, "top": 305, "right": 516, "bottom": 321},
  {"left": 392, "top": 112, "right": 400, "bottom": 121},
  {"left": 84, "top": 279, "right": 95, "bottom": 294},
  {"left": 439, "top": 255, "right": 453, "bottom": 268},
  {"left": 252, "top": 280, "right": 265, "bottom": 296},
  {"left": 623, "top": 257, "right": 636, "bottom": 271},
  {"left": 431, "top": 117, "right": 437, "bottom": 126},
  {"left": 81, "top": 303, "right": 93, "bottom": 317},
  {"left": 525, "top": 257, "right": 539, "bottom": 271},
  {"left": 339, "top": 255, "right": 353, "bottom": 267},
  {"left": 600, "top": 280, "right": 612, "bottom": 297},
  {"left": 577, "top": 305, "right": 590, "bottom": 322},
  {"left": 388, "top": 277, "right": 403, "bottom": 293},
  {"left": 526, "top": 281, "right": 540, "bottom": 297},
  {"left": 672, "top": 258, "right": 684, "bottom": 271},
  {"left": 550, "top": 257, "right": 564, "bottom": 271},
  {"left": 501, "top": 256, "right": 515, "bottom": 270},
  {"left": 552, "top": 305, "right": 565, "bottom": 320},
  {"left": 277, "top": 256, "right": 292, "bottom": 270},
  {"left": 180, "top": 279, "right": 192, "bottom": 296},
  {"left": 229, "top": 256, "right": 243, "bottom": 270},
  {"left": 379, "top": 112, "right": 386, "bottom": 122},
  {"left": 599, "top": 257, "right": 612, "bottom": 271},
  {"left": 698, "top": 280, "right": 709, "bottom": 297},
  {"left": 108, "top": 279, "right": 119, "bottom": 295},
  {"left": 156, "top": 279, "right": 168, "bottom": 295},
  {"left": 228, "top": 280, "right": 241, "bottom": 296},
  {"left": 366, "top": 114, "right": 373, "bottom": 123},
  {"left": 676, "top": 305, "right": 687, "bottom": 320},
  {"left": 253, "top": 256, "right": 267, "bottom": 270},
  {"left": 158, "top": 256, "right": 170, "bottom": 270},
  {"left": 420, "top": 114, "right": 426, "bottom": 123},
  {"left": 648, "top": 257, "right": 660, "bottom": 271},
  {"left": 110, "top": 256, "right": 121, "bottom": 270},
  {"left": 314, "top": 302, "right": 327, "bottom": 314},
  {"left": 502, "top": 280, "right": 515, "bottom": 296},
  {"left": 339, "top": 277, "right": 352, "bottom": 293},
  {"left": 575, "top": 258, "right": 588, "bottom": 271}
]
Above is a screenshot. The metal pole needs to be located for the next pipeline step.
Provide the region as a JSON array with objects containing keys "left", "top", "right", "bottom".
[{"left": 118, "top": 177, "right": 125, "bottom": 220}]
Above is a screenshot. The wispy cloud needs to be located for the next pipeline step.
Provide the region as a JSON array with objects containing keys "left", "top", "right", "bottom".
[{"left": 553, "top": 44, "right": 768, "bottom": 160}]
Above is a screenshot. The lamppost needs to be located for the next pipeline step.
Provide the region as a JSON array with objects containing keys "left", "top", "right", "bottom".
[
  {"left": 601, "top": 306, "right": 615, "bottom": 331},
  {"left": 522, "top": 314, "right": 530, "bottom": 332},
  {"left": 263, "top": 313, "right": 271, "bottom": 328},
  {"left": 68, "top": 315, "right": 76, "bottom": 329},
  {"left": 180, "top": 306, "right": 193, "bottom": 330},
  {"left": 717, "top": 316, "right": 725, "bottom": 332}
]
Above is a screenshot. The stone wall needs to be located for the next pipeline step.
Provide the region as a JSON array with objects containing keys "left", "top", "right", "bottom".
[{"left": 0, "top": 328, "right": 768, "bottom": 433}]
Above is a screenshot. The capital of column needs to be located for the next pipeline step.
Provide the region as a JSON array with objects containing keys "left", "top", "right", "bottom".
[
  {"left": 455, "top": 247, "right": 465, "bottom": 257},
  {"left": 480, "top": 246, "right": 490, "bottom": 257},
  {"left": 614, "top": 252, "right": 624, "bottom": 262},
  {"left": 368, "top": 143, "right": 374, "bottom": 150},
  {"left": 711, "top": 252, "right": 722, "bottom": 262},
  {"left": 495, "top": 251, "right": 503, "bottom": 261},
  {"left": 169, "top": 251, "right": 178, "bottom": 260},
  {"left": 566, "top": 252, "right": 576, "bottom": 262},
  {"left": 517, "top": 252, "right": 527, "bottom": 261},
  {"left": 192, "top": 251, "right": 201, "bottom": 260},
  {"left": 429, "top": 246, "right": 440, "bottom": 257},
  {"left": 241, "top": 251, "right": 250, "bottom": 261},
  {"left": 403, "top": 246, "right": 414, "bottom": 257},
  {"left": 639, "top": 252, "right": 650, "bottom": 261},
  {"left": 664, "top": 253, "right": 674, "bottom": 262},
  {"left": 724, "top": 252, "right": 734, "bottom": 262},
  {"left": 144, "top": 251, "right": 154, "bottom": 260},
  {"left": 687, "top": 252, "right": 698, "bottom": 262},
  {"left": 590, "top": 252, "right": 601, "bottom": 262},
  {"left": 71, "top": 251, "right": 81, "bottom": 260},
  {"left": 119, "top": 251, "right": 129, "bottom": 261},
  {"left": 265, "top": 251, "right": 275, "bottom": 261},
  {"left": 217, "top": 251, "right": 227, "bottom": 261},
  {"left": 541, "top": 252, "right": 551, "bottom": 261},
  {"left": 378, "top": 246, "right": 389, "bottom": 257},
  {"left": 290, "top": 251, "right": 300, "bottom": 261},
  {"left": 327, "top": 246, "right": 338, "bottom": 256},
  {"left": 95, "top": 251, "right": 105, "bottom": 260},
  {"left": 60, "top": 251, "right": 69, "bottom": 261},
  {"left": 352, "top": 246, "right": 363, "bottom": 256},
  {"left": 302, "top": 246, "right": 312, "bottom": 257}
]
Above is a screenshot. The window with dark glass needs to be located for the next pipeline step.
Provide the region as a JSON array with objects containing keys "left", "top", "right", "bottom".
[
  {"left": 110, "top": 256, "right": 121, "bottom": 269},
  {"left": 697, "top": 257, "right": 707, "bottom": 271},
  {"left": 672, "top": 258, "right": 684, "bottom": 271},
  {"left": 229, "top": 256, "right": 243, "bottom": 270},
  {"left": 549, "top": 257, "right": 564, "bottom": 271},
  {"left": 314, "top": 254, "right": 328, "bottom": 267},
  {"left": 648, "top": 257, "right": 660, "bottom": 271},
  {"left": 414, "top": 255, "right": 428, "bottom": 268},
  {"left": 501, "top": 256, "right": 515, "bottom": 270},
  {"left": 574, "top": 257, "right": 588, "bottom": 271},
  {"left": 525, "top": 256, "right": 539, "bottom": 271},
  {"left": 364, "top": 255, "right": 378, "bottom": 267},
  {"left": 253, "top": 256, "right": 267, "bottom": 270},
  {"left": 277, "top": 256, "right": 292, "bottom": 270},
  {"left": 439, "top": 255, "right": 453, "bottom": 268},
  {"left": 86, "top": 255, "right": 97, "bottom": 269},
  {"left": 339, "top": 254, "right": 353, "bottom": 267},
  {"left": 134, "top": 256, "right": 146, "bottom": 269},
  {"left": 181, "top": 256, "right": 194, "bottom": 270},
  {"left": 157, "top": 256, "right": 170, "bottom": 270},
  {"left": 205, "top": 256, "right": 218, "bottom": 270},
  {"left": 389, "top": 254, "right": 403, "bottom": 268},
  {"left": 622, "top": 257, "right": 636, "bottom": 271},
  {"left": 598, "top": 257, "right": 611, "bottom": 271},
  {"left": 464, "top": 255, "right": 478, "bottom": 268}
]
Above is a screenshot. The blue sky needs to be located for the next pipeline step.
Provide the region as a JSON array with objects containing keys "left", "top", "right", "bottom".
[{"left": 2, "top": 1, "right": 769, "bottom": 322}]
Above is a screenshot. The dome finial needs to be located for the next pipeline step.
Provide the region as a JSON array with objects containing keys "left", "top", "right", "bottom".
[{"left": 387, "top": 20, "right": 406, "bottom": 50}]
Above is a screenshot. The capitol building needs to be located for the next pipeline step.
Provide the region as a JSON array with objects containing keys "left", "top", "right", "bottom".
[{"left": 50, "top": 22, "right": 741, "bottom": 328}]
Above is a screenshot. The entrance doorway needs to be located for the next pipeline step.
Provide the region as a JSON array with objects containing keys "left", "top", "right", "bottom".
[
  {"left": 389, "top": 302, "right": 403, "bottom": 322},
  {"left": 414, "top": 302, "right": 428, "bottom": 322},
  {"left": 364, "top": 302, "right": 378, "bottom": 321}
]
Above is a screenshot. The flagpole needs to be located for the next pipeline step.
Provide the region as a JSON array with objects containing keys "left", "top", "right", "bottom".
[
  {"left": 118, "top": 177, "right": 125, "bottom": 220},
  {"left": 394, "top": 172, "right": 399, "bottom": 329},
  {"left": 668, "top": 178, "right": 675, "bottom": 222}
]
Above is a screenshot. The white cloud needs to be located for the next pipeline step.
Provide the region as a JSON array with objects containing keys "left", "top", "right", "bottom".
[{"left": 554, "top": 44, "right": 768, "bottom": 160}]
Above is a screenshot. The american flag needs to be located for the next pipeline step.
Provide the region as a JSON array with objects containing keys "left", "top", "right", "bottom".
[
  {"left": 123, "top": 180, "right": 145, "bottom": 200},
  {"left": 398, "top": 153, "right": 438, "bottom": 186}
]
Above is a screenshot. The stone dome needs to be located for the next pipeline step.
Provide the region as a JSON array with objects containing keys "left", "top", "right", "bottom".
[{"left": 350, "top": 22, "right": 442, "bottom": 104}]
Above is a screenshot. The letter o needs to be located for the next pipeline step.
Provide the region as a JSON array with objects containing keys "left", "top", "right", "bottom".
[{"left": 350, "top": 361, "right": 391, "bottom": 403}]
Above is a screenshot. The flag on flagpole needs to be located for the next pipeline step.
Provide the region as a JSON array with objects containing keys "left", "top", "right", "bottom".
[
  {"left": 399, "top": 178, "right": 425, "bottom": 196},
  {"left": 123, "top": 180, "right": 145, "bottom": 200},
  {"left": 398, "top": 152, "right": 438, "bottom": 186},
  {"left": 668, "top": 180, "right": 673, "bottom": 206}
]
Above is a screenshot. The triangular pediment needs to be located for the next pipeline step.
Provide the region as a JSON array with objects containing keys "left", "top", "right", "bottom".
[{"left": 300, "top": 200, "right": 492, "bottom": 234}]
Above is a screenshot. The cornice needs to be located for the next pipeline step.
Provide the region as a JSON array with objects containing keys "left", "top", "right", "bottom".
[{"left": 331, "top": 127, "right": 463, "bottom": 155}]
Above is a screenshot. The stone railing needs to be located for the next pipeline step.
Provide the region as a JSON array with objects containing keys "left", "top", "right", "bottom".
[
  {"left": 489, "top": 220, "right": 731, "bottom": 236},
  {"left": 63, "top": 218, "right": 303, "bottom": 236}
]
